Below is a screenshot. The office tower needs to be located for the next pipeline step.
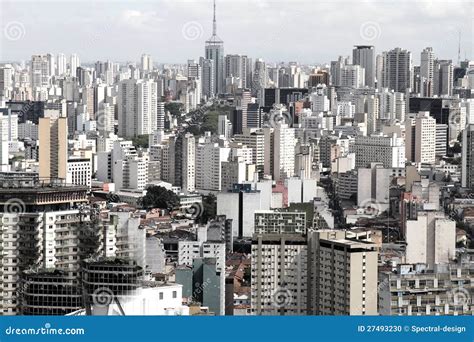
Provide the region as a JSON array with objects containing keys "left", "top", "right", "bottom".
[
  {"left": 405, "top": 111, "right": 436, "bottom": 165},
  {"left": 56, "top": 53, "right": 67, "bottom": 76},
  {"left": 340, "top": 64, "right": 365, "bottom": 88},
  {"left": 69, "top": 53, "right": 80, "bottom": 76},
  {"left": 0, "top": 65, "right": 13, "bottom": 98},
  {"left": 375, "top": 53, "right": 384, "bottom": 89},
  {"left": 30, "top": 54, "right": 53, "bottom": 88},
  {"left": 382, "top": 48, "right": 412, "bottom": 92},
  {"left": 251, "top": 233, "right": 308, "bottom": 315},
  {"left": 405, "top": 211, "right": 456, "bottom": 268},
  {"left": 39, "top": 110, "right": 68, "bottom": 182},
  {"left": 462, "top": 124, "right": 474, "bottom": 189},
  {"left": 420, "top": 47, "right": 435, "bottom": 96},
  {"left": 433, "top": 60, "right": 454, "bottom": 96},
  {"left": 141, "top": 54, "right": 153, "bottom": 71},
  {"left": 205, "top": 0, "right": 224, "bottom": 95},
  {"left": 200, "top": 58, "right": 215, "bottom": 99},
  {"left": 0, "top": 174, "right": 89, "bottom": 315},
  {"left": 353, "top": 133, "right": 405, "bottom": 169},
  {"left": 330, "top": 56, "right": 348, "bottom": 86},
  {"left": 273, "top": 124, "right": 296, "bottom": 181},
  {"left": 379, "top": 263, "right": 474, "bottom": 316},
  {"left": 96, "top": 102, "right": 115, "bottom": 134},
  {"left": 117, "top": 78, "right": 158, "bottom": 137},
  {"left": 225, "top": 54, "right": 248, "bottom": 89},
  {"left": 308, "top": 69, "right": 330, "bottom": 87},
  {"left": 353, "top": 45, "right": 375, "bottom": 87},
  {"left": 307, "top": 230, "right": 378, "bottom": 315},
  {"left": 218, "top": 114, "right": 232, "bottom": 138}
]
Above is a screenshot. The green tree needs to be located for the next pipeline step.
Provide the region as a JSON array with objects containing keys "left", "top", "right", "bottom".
[
  {"left": 165, "top": 102, "right": 184, "bottom": 117},
  {"left": 131, "top": 134, "right": 149, "bottom": 148},
  {"left": 139, "top": 186, "right": 179, "bottom": 210}
]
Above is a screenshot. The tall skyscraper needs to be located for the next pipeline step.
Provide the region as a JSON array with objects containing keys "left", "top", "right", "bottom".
[
  {"left": 420, "top": 47, "right": 434, "bottom": 96},
  {"left": 39, "top": 110, "right": 68, "bottom": 182},
  {"left": 141, "top": 54, "right": 153, "bottom": 72},
  {"left": 352, "top": 45, "right": 375, "bottom": 88},
  {"left": 69, "top": 53, "right": 80, "bottom": 77},
  {"left": 56, "top": 53, "right": 67, "bottom": 76},
  {"left": 462, "top": 124, "right": 474, "bottom": 189},
  {"left": 205, "top": 0, "right": 224, "bottom": 95},
  {"left": 382, "top": 48, "right": 412, "bottom": 93},
  {"left": 30, "top": 54, "right": 53, "bottom": 88}
]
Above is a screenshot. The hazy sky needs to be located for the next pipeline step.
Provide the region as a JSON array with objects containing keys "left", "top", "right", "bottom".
[{"left": 0, "top": 0, "right": 473, "bottom": 65}]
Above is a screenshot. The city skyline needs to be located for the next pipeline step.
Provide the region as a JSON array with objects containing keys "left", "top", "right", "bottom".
[{"left": 1, "top": 0, "right": 473, "bottom": 64}]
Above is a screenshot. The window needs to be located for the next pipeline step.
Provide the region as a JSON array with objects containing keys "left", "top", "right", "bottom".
[
  {"left": 159, "top": 292, "right": 163, "bottom": 300},
  {"left": 172, "top": 291, "right": 177, "bottom": 299}
]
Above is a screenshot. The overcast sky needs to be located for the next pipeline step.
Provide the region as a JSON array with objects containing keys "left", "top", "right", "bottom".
[{"left": 0, "top": 0, "right": 473, "bottom": 65}]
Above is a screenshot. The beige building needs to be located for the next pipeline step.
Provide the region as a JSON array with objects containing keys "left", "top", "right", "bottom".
[
  {"left": 39, "top": 110, "right": 67, "bottom": 182},
  {"left": 307, "top": 230, "right": 378, "bottom": 315},
  {"left": 405, "top": 111, "right": 436, "bottom": 165}
]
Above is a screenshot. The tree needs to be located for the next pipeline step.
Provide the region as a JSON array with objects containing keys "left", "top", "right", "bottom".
[
  {"left": 165, "top": 102, "right": 184, "bottom": 118},
  {"left": 139, "top": 186, "right": 179, "bottom": 211},
  {"left": 131, "top": 134, "right": 149, "bottom": 148}
]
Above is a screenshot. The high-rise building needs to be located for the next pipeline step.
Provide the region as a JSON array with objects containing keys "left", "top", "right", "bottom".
[
  {"left": 200, "top": 58, "right": 215, "bottom": 99},
  {"left": 118, "top": 78, "right": 158, "bottom": 137},
  {"left": 31, "top": 54, "right": 53, "bottom": 89},
  {"left": 224, "top": 54, "right": 248, "bottom": 89},
  {"left": 307, "top": 230, "right": 378, "bottom": 315},
  {"left": 251, "top": 233, "right": 308, "bottom": 315},
  {"left": 195, "top": 133, "right": 230, "bottom": 191},
  {"left": 69, "top": 53, "right": 80, "bottom": 77},
  {"left": 433, "top": 60, "right": 454, "bottom": 96},
  {"left": 353, "top": 45, "right": 375, "bottom": 87},
  {"left": 405, "top": 111, "right": 436, "bottom": 165},
  {"left": 273, "top": 123, "right": 296, "bottom": 181},
  {"left": 353, "top": 133, "right": 405, "bottom": 169},
  {"left": 420, "top": 47, "right": 435, "bottom": 97},
  {"left": 204, "top": 0, "right": 224, "bottom": 95},
  {"left": 462, "top": 124, "right": 474, "bottom": 189},
  {"left": 382, "top": 48, "right": 412, "bottom": 93},
  {"left": 340, "top": 64, "right": 365, "bottom": 88},
  {"left": 140, "top": 54, "right": 153, "bottom": 71},
  {"left": 38, "top": 110, "right": 68, "bottom": 182}
]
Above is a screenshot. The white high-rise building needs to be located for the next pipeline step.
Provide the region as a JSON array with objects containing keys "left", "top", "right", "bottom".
[
  {"left": 195, "top": 132, "right": 230, "bottom": 191},
  {"left": 141, "top": 54, "right": 153, "bottom": 71},
  {"left": 118, "top": 78, "right": 158, "bottom": 137},
  {"left": 405, "top": 111, "right": 436, "bottom": 165},
  {"left": 273, "top": 123, "right": 296, "bottom": 181},
  {"left": 69, "top": 53, "right": 80, "bottom": 77},
  {"left": 56, "top": 53, "right": 67, "bottom": 76},
  {"left": 31, "top": 54, "right": 53, "bottom": 88}
]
